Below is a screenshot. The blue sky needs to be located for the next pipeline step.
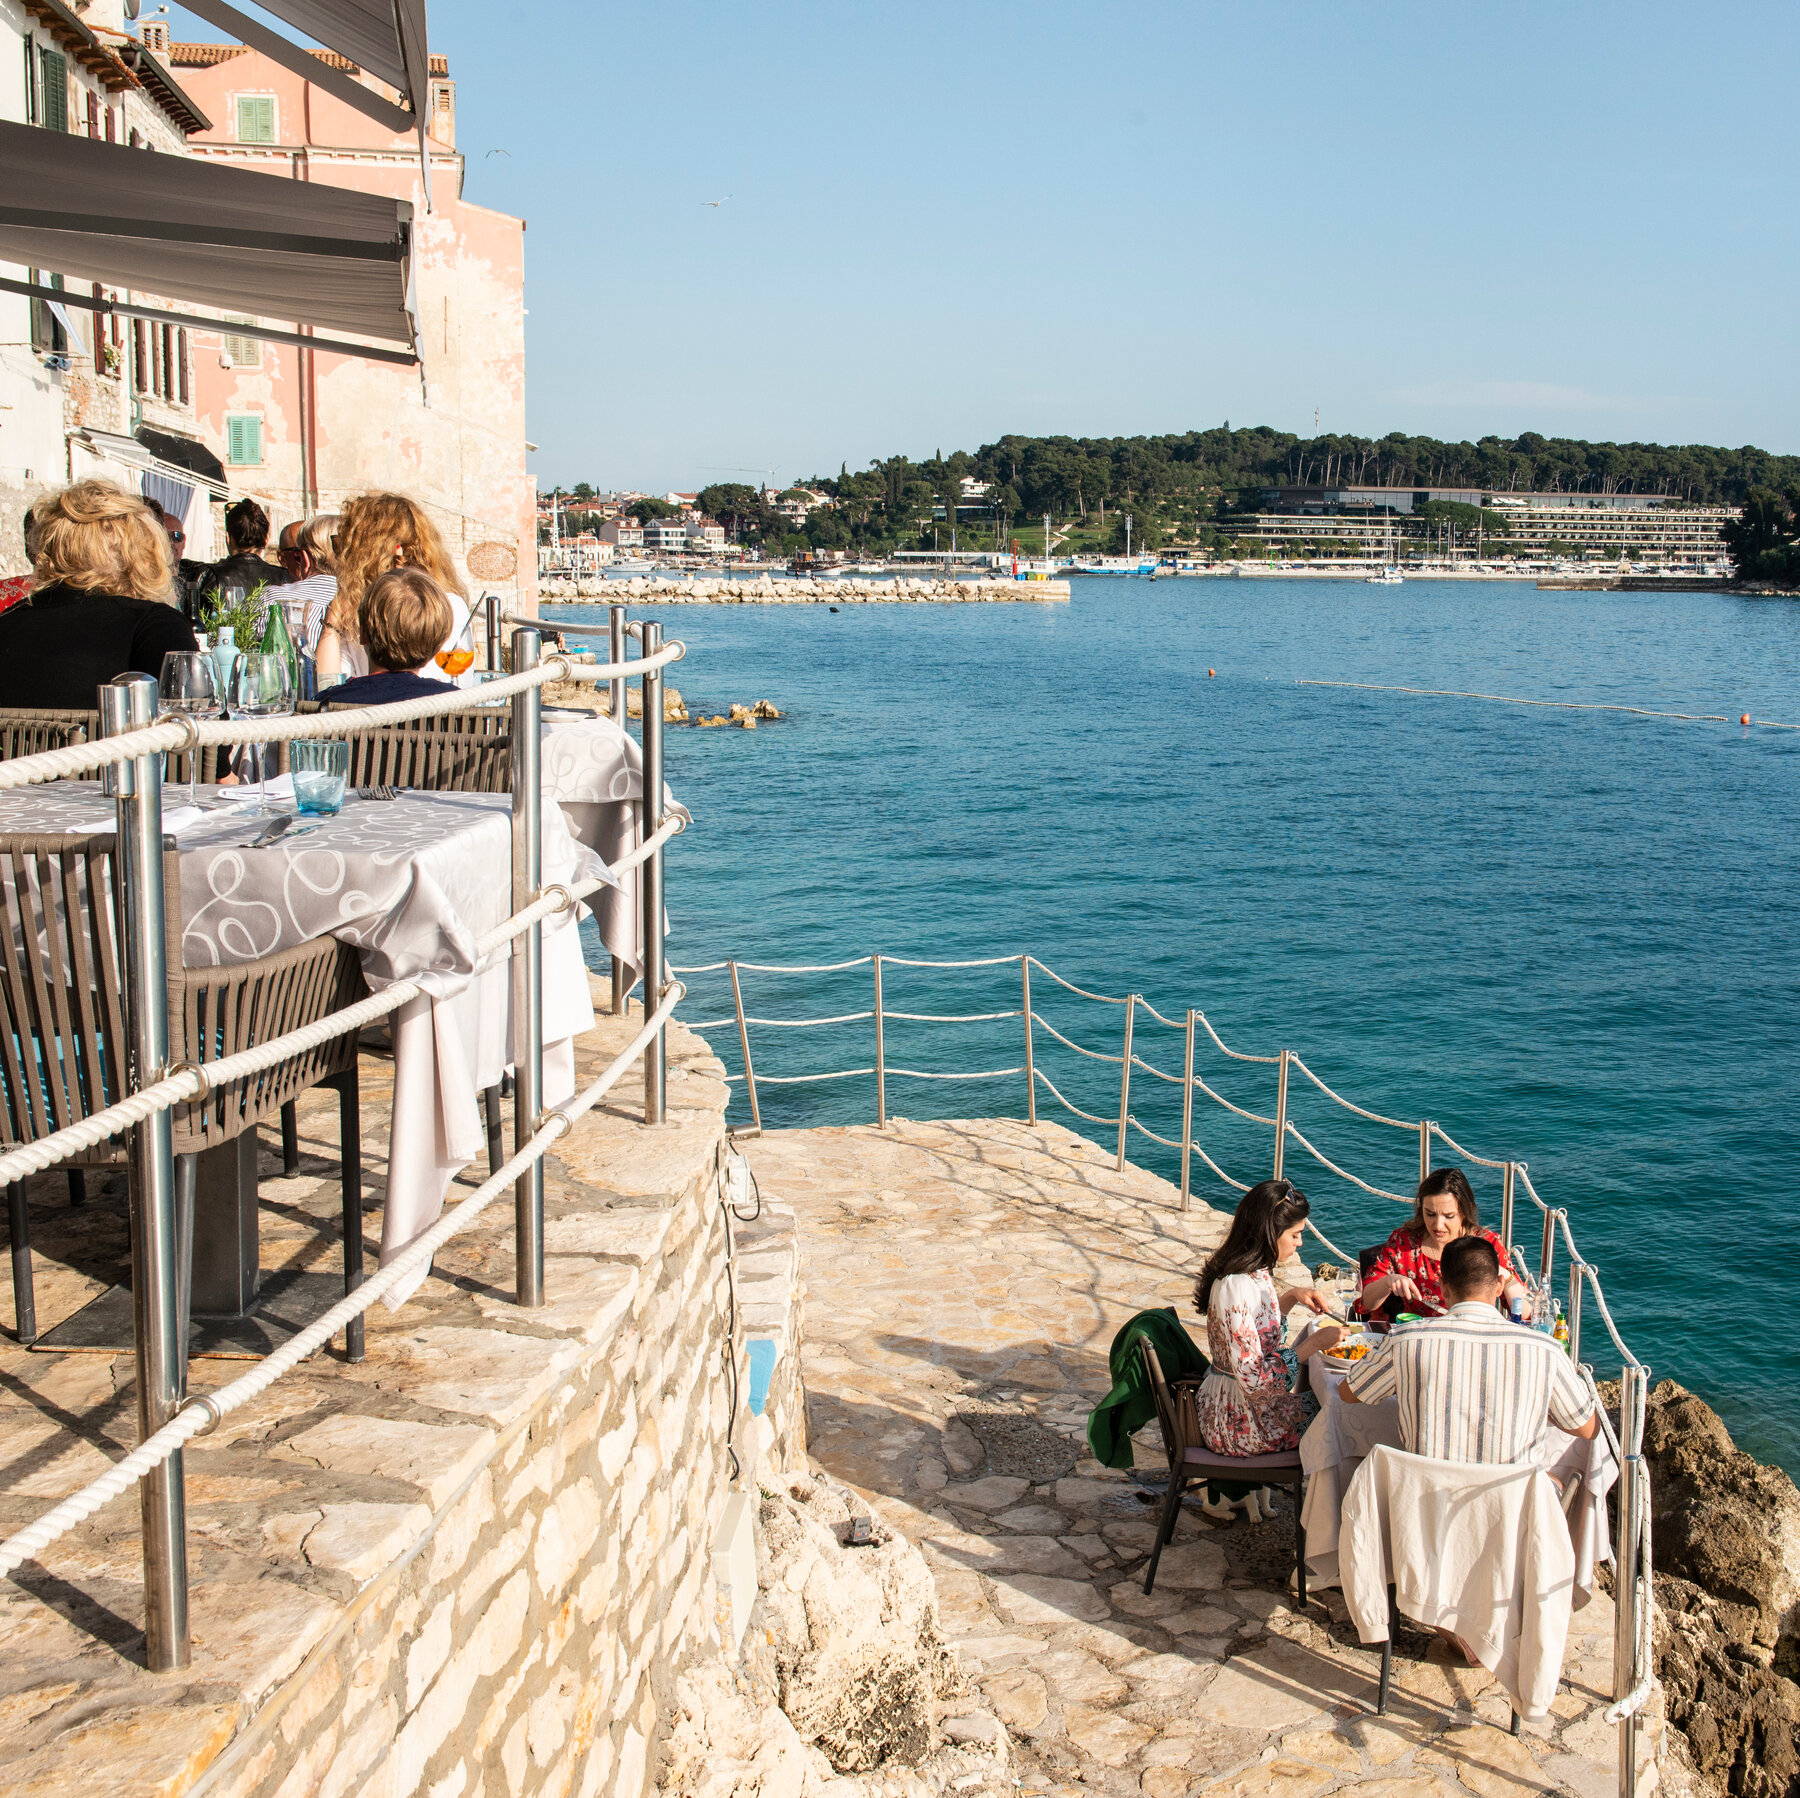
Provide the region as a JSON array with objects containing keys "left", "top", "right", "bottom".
[{"left": 173, "top": 2, "right": 1799, "bottom": 490}]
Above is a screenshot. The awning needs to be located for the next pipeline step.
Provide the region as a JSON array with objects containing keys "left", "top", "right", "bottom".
[
  {"left": 0, "top": 119, "right": 416, "bottom": 361},
  {"left": 72, "top": 429, "right": 230, "bottom": 500},
  {"left": 173, "top": 0, "right": 432, "bottom": 197}
]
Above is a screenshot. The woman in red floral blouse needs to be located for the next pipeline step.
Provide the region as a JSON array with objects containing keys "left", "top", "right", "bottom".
[{"left": 1358, "top": 1168, "right": 1531, "bottom": 1319}]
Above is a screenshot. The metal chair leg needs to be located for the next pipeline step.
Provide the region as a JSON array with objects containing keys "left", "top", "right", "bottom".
[
  {"left": 1293, "top": 1476, "right": 1308, "bottom": 1610},
  {"left": 281, "top": 1100, "right": 300, "bottom": 1176},
  {"left": 1376, "top": 1583, "right": 1397, "bottom": 1715},
  {"left": 1143, "top": 1471, "right": 1183, "bottom": 1596},
  {"left": 1509, "top": 1710, "right": 1521, "bottom": 1737},
  {"left": 175, "top": 1153, "right": 195, "bottom": 1388},
  {"left": 338, "top": 1070, "right": 364, "bottom": 1363},
  {"left": 66, "top": 1170, "right": 86, "bottom": 1207},
  {"left": 483, "top": 1084, "right": 504, "bottom": 1177},
  {"left": 7, "top": 1180, "right": 34, "bottom": 1346}
]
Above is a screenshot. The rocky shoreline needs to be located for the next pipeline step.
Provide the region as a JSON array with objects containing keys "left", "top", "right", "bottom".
[
  {"left": 538, "top": 576, "right": 1069, "bottom": 604},
  {"left": 1612, "top": 1381, "right": 1800, "bottom": 1798}
]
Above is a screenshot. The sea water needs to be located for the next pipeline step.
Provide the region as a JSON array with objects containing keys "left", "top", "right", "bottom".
[{"left": 565, "top": 577, "right": 1800, "bottom": 1475}]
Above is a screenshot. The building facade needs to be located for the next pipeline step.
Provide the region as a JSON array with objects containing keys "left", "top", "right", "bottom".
[{"left": 170, "top": 37, "right": 535, "bottom": 603}]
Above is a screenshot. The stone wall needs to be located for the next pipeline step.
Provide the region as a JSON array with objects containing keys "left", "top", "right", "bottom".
[{"left": 537, "top": 577, "right": 1069, "bottom": 605}]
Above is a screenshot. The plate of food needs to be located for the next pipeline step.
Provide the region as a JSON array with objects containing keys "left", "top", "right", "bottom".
[{"left": 1319, "top": 1329, "right": 1377, "bottom": 1371}]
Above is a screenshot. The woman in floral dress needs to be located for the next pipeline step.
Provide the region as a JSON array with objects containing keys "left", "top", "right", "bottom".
[{"left": 1194, "top": 1180, "right": 1344, "bottom": 1456}]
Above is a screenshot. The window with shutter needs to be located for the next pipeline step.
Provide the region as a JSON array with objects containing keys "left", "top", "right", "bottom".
[
  {"left": 133, "top": 318, "right": 147, "bottom": 392},
  {"left": 222, "top": 316, "right": 263, "bottom": 369},
  {"left": 235, "top": 95, "right": 276, "bottom": 144},
  {"left": 39, "top": 50, "right": 67, "bottom": 132},
  {"left": 87, "top": 91, "right": 98, "bottom": 138},
  {"left": 23, "top": 35, "right": 36, "bottom": 126},
  {"left": 227, "top": 416, "right": 263, "bottom": 467},
  {"left": 28, "top": 270, "right": 65, "bottom": 355},
  {"left": 177, "top": 329, "right": 189, "bottom": 404}
]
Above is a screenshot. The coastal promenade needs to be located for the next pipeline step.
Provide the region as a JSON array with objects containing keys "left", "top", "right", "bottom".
[
  {"left": 539, "top": 577, "right": 1070, "bottom": 604},
  {"left": 743, "top": 1115, "right": 1674, "bottom": 1798}
]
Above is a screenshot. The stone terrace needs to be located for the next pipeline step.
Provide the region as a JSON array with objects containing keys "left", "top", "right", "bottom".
[{"left": 741, "top": 1115, "right": 1670, "bottom": 1798}]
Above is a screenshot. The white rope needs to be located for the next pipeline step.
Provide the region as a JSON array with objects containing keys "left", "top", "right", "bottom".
[
  {"left": 1194, "top": 1010, "right": 1281, "bottom": 1064},
  {"left": 1303, "top": 1217, "right": 1360, "bottom": 1270},
  {"left": 744, "top": 1066, "right": 873, "bottom": 1085},
  {"left": 1189, "top": 1070, "right": 1279, "bottom": 1129},
  {"left": 1427, "top": 1120, "right": 1512, "bottom": 1171},
  {"left": 1129, "top": 1051, "right": 1186, "bottom": 1085},
  {"left": 887, "top": 1065, "right": 1025, "bottom": 1081},
  {"left": 739, "top": 1011, "right": 873, "bottom": 1028},
  {"left": 879, "top": 953, "right": 1024, "bottom": 969},
  {"left": 0, "top": 982, "right": 683, "bottom": 1578},
  {"left": 728, "top": 957, "right": 874, "bottom": 974},
  {"left": 685, "top": 1018, "right": 736, "bottom": 1030},
  {"left": 0, "top": 647, "right": 688, "bottom": 793},
  {"left": 1031, "top": 1066, "right": 1114, "bottom": 1127},
  {"left": 1603, "top": 1468, "right": 1657, "bottom": 1723},
  {"left": 1030, "top": 1011, "right": 1124, "bottom": 1064},
  {"left": 1129, "top": 1113, "right": 1183, "bottom": 1150},
  {"left": 883, "top": 1009, "right": 1021, "bottom": 1023},
  {"left": 1025, "top": 958, "right": 1128, "bottom": 1005},
  {"left": 670, "top": 962, "right": 730, "bottom": 974},
  {"left": 1287, "top": 1054, "right": 1417, "bottom": 1131},
  {"left": 1282, "top": 1119, "right": 1413, "bottom": 1203},
  {"left": 1191, "top": 1140, "right": 1252, "bottom": 1193},
  {"left": 1134, "top": 998, "right": 1189, "bottom": 1030}
]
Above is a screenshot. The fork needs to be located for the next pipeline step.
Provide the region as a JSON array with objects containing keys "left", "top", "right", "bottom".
[{"left": 355, "top": 786, "right": 401, "bottom": 801}]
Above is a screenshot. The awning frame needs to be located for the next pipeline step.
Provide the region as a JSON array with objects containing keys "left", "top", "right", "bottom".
[{"left": 0, "top": 274, "right": 418, "bottom": 368}]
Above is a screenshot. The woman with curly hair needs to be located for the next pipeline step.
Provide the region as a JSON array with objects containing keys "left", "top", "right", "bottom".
[
  {"left": 0, "top": 480, "right": 196, "bottom": 710},
  {"left": 316, "top": 493, "right": 466, "bottom": 685}
]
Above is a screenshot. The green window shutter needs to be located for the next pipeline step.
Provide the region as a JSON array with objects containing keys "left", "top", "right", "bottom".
[
  {"left": 246, "top": 418, "right": 263, "bottom": 464},
  {"left": 227, "top": 417, "right": 262, "bottom": 466},
  {"left": 222, "top": 317, "right": 263, "bottom": 368},
  {"left": 236, "top": 95, "right": 275, "bottom": 144},
  {"left": 39, "top": 49, "right": 68, "bottom": 132}
]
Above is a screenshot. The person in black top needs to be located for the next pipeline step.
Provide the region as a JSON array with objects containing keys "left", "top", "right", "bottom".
[
  {"left": 0, "top": 480, "right": 197, "bottom": 712},
  {"left": 324, "top": 566, "right": 455, "bottom": 709},
  {"left": 195, "top": 497, "right": 292, "bottom": 621}
]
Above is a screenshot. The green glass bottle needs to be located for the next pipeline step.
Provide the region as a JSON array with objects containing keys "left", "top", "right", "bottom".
[{"left": 260, "top": 593, "right": 299, "bottom": 694}]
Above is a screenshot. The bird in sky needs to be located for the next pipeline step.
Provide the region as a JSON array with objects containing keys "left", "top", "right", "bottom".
[
  {"left": 486, "top": 148, "right": 511, "bottom": 159},
  {"left": 700, "top": 196, "right": 730, "bottom": 208}
]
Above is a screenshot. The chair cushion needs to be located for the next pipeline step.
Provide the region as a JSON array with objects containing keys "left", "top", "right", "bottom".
[{"left": 1180, "top": 1445, "right": 1303, "bottom": 1473}]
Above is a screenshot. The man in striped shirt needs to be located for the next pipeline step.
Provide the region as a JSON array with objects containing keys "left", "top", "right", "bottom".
[{"left": 1341, "top": 1235, "right": 1597, "bottom": 1464}]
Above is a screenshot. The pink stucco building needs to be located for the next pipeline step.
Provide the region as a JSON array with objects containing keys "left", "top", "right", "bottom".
[{"left": 171, "top": 39, "right": 535, "bottom": 602}]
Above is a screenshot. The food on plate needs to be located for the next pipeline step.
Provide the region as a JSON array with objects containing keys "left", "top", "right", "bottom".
[{"left": 1326, "top": 1340, "right": 1374, "bottom": 1362}]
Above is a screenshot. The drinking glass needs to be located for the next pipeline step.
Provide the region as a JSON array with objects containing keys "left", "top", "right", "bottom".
[
  {"left": 435, "top": 625, "right": 476, "bottom": 680},
  {"left": 291, "top": 740, "right": 348, "bottom": 816},
  {"left": 158, "top": 650, "right": 218, "bottom": 807},
  {"left": 229, "top": 650, "right": 295, "bottom": 814}
]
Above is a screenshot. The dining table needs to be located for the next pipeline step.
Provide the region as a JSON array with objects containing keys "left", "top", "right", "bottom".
[
  {"left": 0, "top": 763, "right": 620, "bottom": 1312},
  {"left": 1297, "top": 1331, "right": 1619, "bottom": 1606}
]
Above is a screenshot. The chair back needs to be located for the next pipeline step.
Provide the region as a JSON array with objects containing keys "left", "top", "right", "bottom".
[
  {"left": 316, "top": 706, "right": 512, "bottom": 793},
  {"left": 0, "top": 834, "right": 130, "bottom": 1163},
  {"left": 0, "top": 708, "right": 100, "bottom": 760},
  {"left": 1140, "top": 1338, "right": 1192, "bottom": 1466}
]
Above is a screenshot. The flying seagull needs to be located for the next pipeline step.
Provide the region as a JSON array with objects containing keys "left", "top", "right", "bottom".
[
  {"left": 700, "top": 195, "right": 730, "bottom": 208},
  {"left": 486, "top": 148, "right": 511, "bottom": 158}
]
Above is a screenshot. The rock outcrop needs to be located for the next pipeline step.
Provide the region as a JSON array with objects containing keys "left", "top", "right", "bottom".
[
  {"left": 1617, "top": 1380, "right": 1800, "bottom": 1798},
  {"left": 657, "top": 1469, "right": 1011, "bottom": 1797}
]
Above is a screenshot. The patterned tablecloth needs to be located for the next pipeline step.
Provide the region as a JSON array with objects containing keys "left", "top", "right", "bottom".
[{"left": 0, "top": 780, "right": 611, "bottom": 1305}]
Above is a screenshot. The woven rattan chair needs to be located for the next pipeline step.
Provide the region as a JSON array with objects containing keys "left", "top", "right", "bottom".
[
  {"left": 0, "top": 833, "right": 368, "bottom": 1357},
  {"left": 0, "top": 707, "right": 101, "bottom": 759},
  {"left": 1140, "top": 1337, "right": 1309, "bottom": 1606},
  {"left": 309, "top": 704, "right": 512, "bottom": 793}
]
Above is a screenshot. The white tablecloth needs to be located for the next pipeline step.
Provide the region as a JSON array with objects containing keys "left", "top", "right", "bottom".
[
  {"left": 1299, "top": 1353, "right": 1617, "bottom": 1605},
  {"left": 0, "top": 781, "right": 609, "bottom": 1306}
]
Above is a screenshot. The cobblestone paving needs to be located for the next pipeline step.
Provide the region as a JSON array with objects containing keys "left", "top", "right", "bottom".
[{"left": 742, "top": 1116, "right": 1667, "bottom": 1798}]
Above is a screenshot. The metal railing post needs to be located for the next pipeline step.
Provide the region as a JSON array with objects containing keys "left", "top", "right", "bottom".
[
  {"left": 1180, "top": 1009, "right": 1197, "bottom": 1212},
  {"left": 609, "top": 603, "right": 628, "bottom": 1016},
  {"left": 103, "top": 674, "right": 188, "bottom": 1671},
  {"left": 1115, "top": 994, "right": 1135, "bottom": 1171},
  {"left": 1021, "top": 957, "right": 1035, "bottom": 1125},
  {"left": 1272, "top": 1048, "right": 1289, "bottom": 1180},
  {"left": 510, "top": 629, "right": 545, "bottom": 1307},
  {"left": 1615, "top": 1363, "right": 1649, "bottom": 1798},
  {"left": 728, "top": 960, "right": 761, "bottom": 1134},
  {"left": 640, "top": 620, "right": 667, "bottom": 1124},
  {"left": 1539, "top": 1204, "right": 1557, "bottom": 1292},
  {"left": 484, "top": 592, "right": 500, "bottom": 675},
  {"left": 1568, "top": 1262, "right": 1585, "bottom": 1367},
  {"left": 1418, "top": 1119, "right": 1431, "bottom": 1188},
  {"left": 1501, "top": 1160, "right": 1516, "bottom": 1261},
  {"left": 873, "top": 954, "right": 886, "bottom": 1127}
]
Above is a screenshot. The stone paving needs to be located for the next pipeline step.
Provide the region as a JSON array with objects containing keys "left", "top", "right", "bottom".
[{"left": 741, "top": 1115, "right": 1673, "bottom": 1798}]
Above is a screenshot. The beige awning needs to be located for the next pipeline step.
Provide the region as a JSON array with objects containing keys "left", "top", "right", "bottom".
[{"left": 0, "top": 119, "right": 416, "bottom": 360}]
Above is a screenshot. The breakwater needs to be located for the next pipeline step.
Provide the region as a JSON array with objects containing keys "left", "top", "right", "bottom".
[{"left": 539, "top": 576, "right": 1069, "bottom": 604}]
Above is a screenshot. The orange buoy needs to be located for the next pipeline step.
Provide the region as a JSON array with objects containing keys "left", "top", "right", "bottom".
[
  {"left": 1208, "top": 668, "right": 1216, "bottom": 678},
  {"left": 1741, "top": 714, "right": 1752, "bottom": 726}
]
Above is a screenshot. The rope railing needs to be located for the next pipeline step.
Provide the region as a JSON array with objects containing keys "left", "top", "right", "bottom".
[
  {"left": 1031, "top": 1010, "right": 1124, "bottom": 1064},
  {"left": 1288, "top": 1054, "right": 1418, "bottom": 1131},
  {"left": 0, "top": 981, "right": 683, "bottom": 1581}
]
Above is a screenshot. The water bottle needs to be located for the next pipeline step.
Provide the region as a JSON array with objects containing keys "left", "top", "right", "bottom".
[
  {"left": 261, "top": 596, "right": 299, "bottom": 693},
  {"left": 210, "top": 625, "right": 238, "bottom": 695}
]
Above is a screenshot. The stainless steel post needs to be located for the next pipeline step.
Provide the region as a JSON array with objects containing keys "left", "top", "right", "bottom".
[
  {"left": 1539, "top": 1204, "right": 1557, "bottom": 1291},
  {"left": 103, "top": 674, "right": 188, "bottom": 1671},
  {"left": 484, "top": 592, "right": 500, "bottom": 675},
  {"left": 873, "top": 955, "right": 886, "bottom": 1127},
  {"left": 510, "top": 628, "right": 544, "bottom": 1307},
  {"left": 1115, "top": 994, "right": 1135, "bottom": 1171},
  {"left": 1501, "top": 1160, "right": 1516, "bottom": 1261},
  {"left": 1021, "top": 957, "right": 1036, "bottom": 1126},
  {"left": 1568, "top": 1262, "right": 1585, "bottom": 1367},
  {"left": 1272, "top": 1048, "right": 1289, "bottom": 1180},
  {"left": 609, "top": 604, "right": 628, "bottom": 1015},
  {"left": 1180, "top": 1009, "right": 1197, "bottom": 1212},
  {"left": 1615, "top": 1363, "right": 1649, "bottom": 1798},
  {"left": 729, "top": 960, "right": 761, "bottom": 1134},
  {"left": 1418, "top": 1120, "right": 1431, "bottom": 1187},
  {"left": 640, "top": 621, "right": 667, "bottom": 1124}
]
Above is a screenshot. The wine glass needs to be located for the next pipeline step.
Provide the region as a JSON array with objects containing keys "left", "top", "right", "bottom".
[
  {"left": 159, "top": 651, "right": 218, "bottom": 807},
  {"left": 230, "top": 650, "right": 295, "bottom": 814},
  {"left": 435, "top": 624, "right": 476, "bottom": 680}
]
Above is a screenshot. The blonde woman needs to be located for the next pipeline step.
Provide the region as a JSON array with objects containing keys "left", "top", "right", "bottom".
[
  {"left": 0, "top": 480, "right": 196, "bottom": 710},
  {"left": 316, "top": 493, "right": 466, "bottom": 685}
]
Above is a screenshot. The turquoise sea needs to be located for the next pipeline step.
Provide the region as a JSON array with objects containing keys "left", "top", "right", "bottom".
[{"left": 565, "top": 577, "right": 1800, "bottom": 1476}]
